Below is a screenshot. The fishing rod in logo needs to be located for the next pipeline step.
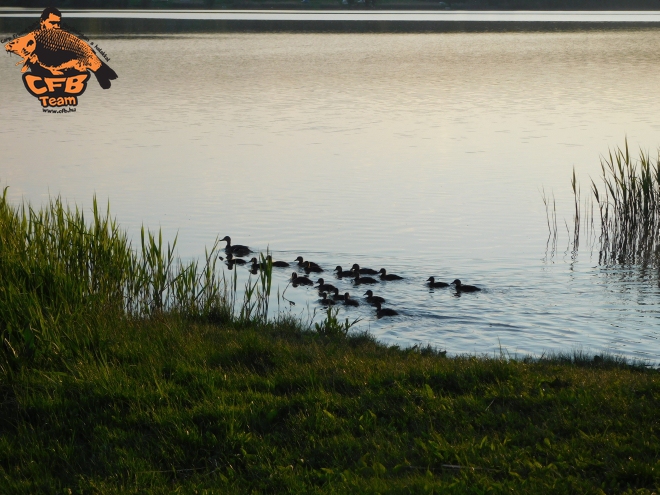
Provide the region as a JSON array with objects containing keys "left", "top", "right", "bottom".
[{"left": 4, "top": 7, "right": 118, "bottom": 110}]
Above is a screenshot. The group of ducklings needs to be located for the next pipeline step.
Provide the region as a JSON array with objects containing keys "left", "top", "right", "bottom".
[{"left": 220, "top": 236, "right": 481, "bottom": 319}]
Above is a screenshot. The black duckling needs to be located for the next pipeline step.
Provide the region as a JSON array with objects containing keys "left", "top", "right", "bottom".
[
  {"left": 304, "top": 261, "right": 324, "bottom": 274},
  {"left": 294, "top": 256, "right": 322, "bottom": 270},
  {"left": 220, "top": 236, "right": 252, "bottom": 257},
  {"left": 226, "top": 253, "right": 247, "bottom": 266},
  {"left": 266, "top": 255, "right": 289, "bottom": 268},
  {"left": 363, "top": 290, "right": 385, "bottom": 305},
  {"left": 319, "top": 292, "right": 335, "bottom": 306},
  {"left": 374, "top": 301, "right": 398, "bottom": 318},
  {"left": 291, "top": 272, "right": 313, "bottom": 286},
  {"left": 351, "top": 263, "right": 379, "bottom": 275},
  {"left": 452, "top": 279, "right": 481, "bottom": 292},
  {"left": 427, "top": 277, "right": 449, "bottom": 288},
  {"left": 353, "top": 272, "right": 379, "bottom": 285},
  {"left": 378, "top": 268, "right": 403, "bottom": 281},
  {"left": 316, "top": 278, "right": 337, "bottom": 293},
  {"left": 343, "top": 293, "right": 359, "bottom": 307},
  {"left": 334, "top": 266, "right": 356, "bottom": 278},
  {"left": 331, "top": 288, "right": 345, "bottom": 301},
  {"left": 248, "top": 261, "right": 259, "bottom": 275}
]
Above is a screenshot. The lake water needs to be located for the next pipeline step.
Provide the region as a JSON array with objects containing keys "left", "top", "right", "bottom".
[{"left": 2, "top": 26, "right": 660, "bottom": 361}]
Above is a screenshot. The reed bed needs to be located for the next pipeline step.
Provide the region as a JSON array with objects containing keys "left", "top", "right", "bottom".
[
  {"left": 0, "top": 189, "right": 275, "bottom": 372},
  {"left": 581, "top": 141, "right": 660, "bottom": 265}
]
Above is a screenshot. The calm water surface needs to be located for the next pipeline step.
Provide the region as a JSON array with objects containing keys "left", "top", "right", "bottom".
[{"left": 2, "top": 31, "right": 660, "bottom": 360}]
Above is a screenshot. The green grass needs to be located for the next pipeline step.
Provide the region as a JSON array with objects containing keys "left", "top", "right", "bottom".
[{"left": 1, "top": 189, "right": 660, "bottom": 493}]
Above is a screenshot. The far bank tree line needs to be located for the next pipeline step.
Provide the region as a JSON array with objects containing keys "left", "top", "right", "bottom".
[{"left": 2, "top": 0, "right": 659, "bottom": 11}]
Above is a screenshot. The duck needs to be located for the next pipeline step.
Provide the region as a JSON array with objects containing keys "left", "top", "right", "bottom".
[
  {"left": 378, "top": 268, "right": 403, "bottom": 281},
  {"left": 353, "top": 272, "right": 379, "bottom": 285},
  {"left": 351, "top": 263, "right": 379, "bottom": 275},
  {"left": 334, "top": 266, "right": 356, "bottom": 278},
  {"left": 294, "top": 256, "right": 322, "bottom": 271},
  {"left": 319, "top": 292, "right": 335, "bottom": 306},
  {"left": 291, "top": 272, "right": 313, "bottom": 286},
  {"left": 363, "top": 290, "right": 385, "bottom": 305},
  {"left": 226, "top": 253, "right": 247, "bottom": 266},
  {"left": 374, "top": 301, "right": 398, "bottom": 318},
  {"left": 266, "top": 255, "right": 289, "bottom": 268},
  {"left": 427, "top": 277, "right": 449, "bottom": 288},
  {"left": 248, "top": 260, "right": 260, "bottom": 275},
  {"left": 316, "top": 278, "right": 337, "bottom": 293},
  {"left": 343, "top": 292, "right": 359, "bottom": 307},
  {"left": 304, "top": 261, "right": 324, "bottom": 274},
  {"left": 220, "top": 236, "right": 252, "bottom": 257},
  {"left": 331, "top": 288, "right": 345, "bottom": 301},
  {"left": 452, "top": 279, "right": 481, "bottom": 292}
]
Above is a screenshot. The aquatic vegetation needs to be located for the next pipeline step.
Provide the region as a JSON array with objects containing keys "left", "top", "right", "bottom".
[
  {"left": 551, "top": 140, "right": 660, "bottom": 266},
  {"left": 0, "top": 188, "right": 274, "bottom": 371}
]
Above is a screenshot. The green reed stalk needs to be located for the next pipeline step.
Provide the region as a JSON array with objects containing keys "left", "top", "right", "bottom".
[{"left": 570, "top": 139, "right": 660, "bottom": 265}]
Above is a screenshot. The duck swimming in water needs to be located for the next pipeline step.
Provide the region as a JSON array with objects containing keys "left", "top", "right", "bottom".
[
  {"left": 291, "top": 273, "right": 313, "bottom": 286},
  {"left": 266, "top": 255, "right": 289, "bottom": 268},
  {"left": 331, "top": 288, "right": 345, "bottom": 301},
  {"left": 452, "top": 279, "right": 481, "bottom": 292},
  {"left": 343, "top": 292, "right": 359, "bottom": 307},
  {"left": 427, "top": 277, "right": 449, "bottom": 288},
  {"left": 351, "top": 263, "right": 378, "bottom": 275},
  {"left": 226, "top": 253, "right": 247, "bottom": 267},
  {"left": 220, "top": 236, "right": 252, "bottom": 257},
  {"left": 374, "top": 301, "right": 398, "bottom": 318},
  {"left": 334, "top": 266, "right": 356, "bottom": 278},
  {"left": 363, "top": 290, "right": 385, "bottom": 305},
  {"left": 319, "top": 292, "right": 335, "bottom": 306},
  {"left": 304, "top": 261, "right": 324, "bottom": 274},
  {"left": 353, "top": 272, "right": 379, "bottom": 285},
  {"left": 378, "top": 268, "right": 403, "bottom": 281},
  {"left": 316, "top": 278, "right": 337, "bottom": 293},
  {"left": 294, "top": 256, "right": 322, "bottom": 271}
]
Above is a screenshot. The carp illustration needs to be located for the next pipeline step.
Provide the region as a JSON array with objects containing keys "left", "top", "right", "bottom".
[{"left": 5, "top": 29, "right": 117, "bottom": 89}]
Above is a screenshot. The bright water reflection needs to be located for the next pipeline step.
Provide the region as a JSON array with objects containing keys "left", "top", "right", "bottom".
[{"left": 2, "top": 31, "right": 660, "bottom": 360}]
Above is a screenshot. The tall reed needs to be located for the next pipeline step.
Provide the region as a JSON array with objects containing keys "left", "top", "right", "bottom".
[
  {"left": 0, "top": 189, "right": 271, "bottom": 370},
  {"left": 582, "top": 140, "right": 660, "bottom": 265}
]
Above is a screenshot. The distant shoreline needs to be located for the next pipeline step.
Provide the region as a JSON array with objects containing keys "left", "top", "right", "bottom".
[{"left": 3, "top": 9, "right": 660, "bottom": 33}]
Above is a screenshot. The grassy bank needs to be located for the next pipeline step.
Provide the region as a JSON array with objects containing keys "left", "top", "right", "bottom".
[
  {"left": 1, "top": 190, "right": 659, "bottom": 493},
  {"left": 2, "top": 318, "right": 660, "bottom": 493}
]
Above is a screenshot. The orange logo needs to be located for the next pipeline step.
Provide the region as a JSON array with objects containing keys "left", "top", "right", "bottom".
[{"left": 4, "top": 7, "right": 117, "bottom": 111}]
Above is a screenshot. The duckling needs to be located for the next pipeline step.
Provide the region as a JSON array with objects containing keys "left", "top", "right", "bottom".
[
  {"left": 291, "top": 272, "right": 313, "bottom": 286},
  {"left": 266, "top": 255, "right": 289, "bottom": 268},
  {"left": 378, "top": 268, "right": 403, "bottom": 281},
  {"left": 248, "top": 257, "right": 262, "bottom": 269},
  {"left": 331, "top": 287, "right": 345, "bottom": 301},
  {"left": 319, "top": 292, "right": 335, "bottom": 306},
  {"left": 343, "top": 292, "right": 359, "bottom": 307},
  {"left": 294, "top": 256, "right": 322, "bottom": 271},
  {"left": 374, "top": 301, "right": 398, "bottom": 318},
  {"left": 351, "top": 263, "right": 379, "bottom": 275},
  {"left": 248, "top": 261, "right": 259, "bottom": 275},
  {"left": 452, "top": 279, "right": 481, "bottom": 292},
  {"left": 304, "top": 261, "right": 324, "bottom": 274},
  {"left": 427, "top": 277, "right": 449, "bottom": 288},
  {"left": 363, "top": 290, "right": 385, "bottom": 305},
  {"left": 334, "top": 266, "right": 356, "bottom": 278},
  {"left": 353, "top": 272, "right": 379, "bottom": 285},
  {"left": 316, "top": 278, "right": 337, "bottom": 293},
  {"left": 220, "top": 236, "right": 252, "bottom": 257},
  {"left": 226, "top": 253, "right": 247, "bottom": 266}
]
